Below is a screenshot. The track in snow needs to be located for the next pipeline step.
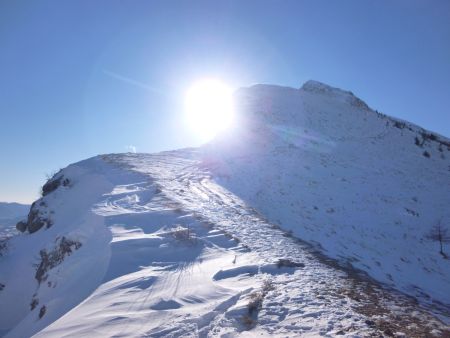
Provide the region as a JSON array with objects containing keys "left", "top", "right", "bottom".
[{"left": 102, "top": 151, "right": 449, "bottom": 337}]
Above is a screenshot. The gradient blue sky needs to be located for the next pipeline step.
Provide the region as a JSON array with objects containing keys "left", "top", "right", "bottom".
[{"left": 1, "top": 0, "right": 449, "bottom": 203}]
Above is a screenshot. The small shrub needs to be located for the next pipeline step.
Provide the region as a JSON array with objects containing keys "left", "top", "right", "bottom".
[
  {"left": 423, "top": 151, "right": 431, "bottom": 158},
  {"left": 426, "top": 221, "right": 450, "bottom": 258},
  {"left": 242, "top": 279, "right": 274, "bottom": 327},
  {"left": 169, "top": 225, "right": 197, "bottom": 245},
  {"left": 247, "top": 292, "right": 263, "bottom": 315},
  {"left": 262, "top": 279, "right": 274, "bottom": 293},
  {"left": 170, "top": 226, "right": 191, "bottom": 241}
]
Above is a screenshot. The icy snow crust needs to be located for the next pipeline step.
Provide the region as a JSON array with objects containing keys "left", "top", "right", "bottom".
[{"left": 0, "top": 81, "right": 449, "bottom": 337}]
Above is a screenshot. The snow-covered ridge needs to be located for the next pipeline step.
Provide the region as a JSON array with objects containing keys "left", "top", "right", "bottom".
[
  {"left": 301, "top": 80, "right": 370, "bottom": 110},
  {"left": 210, "top": 81, "right": 450, "bottom": 305},
  {"left": 228, "top": 80, "right": 450, "bottom": 150},
  {"left": 1, "top": 80, "right": 449, "bottom": 337}
]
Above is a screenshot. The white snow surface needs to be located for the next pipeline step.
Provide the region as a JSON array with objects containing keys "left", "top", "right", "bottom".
[
  {"left": 1, "top": 154, "right": 374, "bottom": 337},
  {"left": 0, "top": 81, "right": 449, "bottom": 337},
  {"left": 208, "top": 81, "right": 450, "bottom": 305}
]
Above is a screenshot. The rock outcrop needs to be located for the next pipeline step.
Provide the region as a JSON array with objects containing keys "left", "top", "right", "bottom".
[{"left": 16, "top": 174, "right": 70, "bottom": 234}]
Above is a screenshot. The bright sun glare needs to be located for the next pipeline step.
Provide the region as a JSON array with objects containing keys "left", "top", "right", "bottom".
[{"left": 185, "top": 79, "right": 234, "bottom": 141}]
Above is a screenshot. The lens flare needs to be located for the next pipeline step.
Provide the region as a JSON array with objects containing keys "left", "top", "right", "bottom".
[{"left": 185, "top": 79, "right": 234, "bottom": 142}]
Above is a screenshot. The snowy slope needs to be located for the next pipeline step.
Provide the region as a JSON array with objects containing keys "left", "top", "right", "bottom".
[
  {"left": 206, "top": 80, "right": 450, "bottom": 306},
  {"left": 0, "top": 80, "right": 449, "bottom": 337},
  {"left": 2, "top": 151, "right": 447, "bottom": 337},
  {"left": 0, "top": 159, "right": 113, "bottom": 337},
  {"left": 0, "top": 154, "right": 376, "bottom": 337}
]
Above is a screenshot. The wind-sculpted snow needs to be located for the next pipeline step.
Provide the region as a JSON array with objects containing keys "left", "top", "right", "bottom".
[
  {"left": 1, "top": 81, "right": 449, "bottom": 337},
  {"left": 83, "top": 151, "right": 447, "bottom": 337},
  {"left": 0, "top": 150, "right": 448, "bottom": 337}
]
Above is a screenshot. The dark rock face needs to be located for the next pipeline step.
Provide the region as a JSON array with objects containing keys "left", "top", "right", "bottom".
[
  {"left": 42, "top": 173, "right": 70, "bottom": 197},
  {"left": 27, "top": 208, "right": 52, "bottom": 234},
  {"left": 35, "top": 236, "right": 82, "bottom": 284},
  {"left": 16, "top": 174, "right": 71, "bottom": 233},
  {"left": 16, "top": 202, "right": 53, "bottom": 234},
  {"left": 42, "top": 176, "right": 62, "bottom": 196}
]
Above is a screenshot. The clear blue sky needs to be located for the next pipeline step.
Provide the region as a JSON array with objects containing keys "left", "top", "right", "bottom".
[{"left": 1, "top": 0, "right": 449, "bottom": 203}]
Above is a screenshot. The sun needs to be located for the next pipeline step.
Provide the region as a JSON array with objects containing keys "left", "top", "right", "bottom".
[{"left": 185, "top": 79, "right": 234, "bottom": 142}]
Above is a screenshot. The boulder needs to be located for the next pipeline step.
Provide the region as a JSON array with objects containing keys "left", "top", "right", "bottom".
[{"left": 16, "top": 221, "right": 27, "bottom": 232}]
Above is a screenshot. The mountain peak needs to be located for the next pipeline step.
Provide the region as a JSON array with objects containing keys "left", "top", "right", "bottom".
[
  {"left": 301, "top": 80, "right": 370, "bottom": 110},
  {"left": 301, "top": 79, "right": 345, "bottom": 93}
]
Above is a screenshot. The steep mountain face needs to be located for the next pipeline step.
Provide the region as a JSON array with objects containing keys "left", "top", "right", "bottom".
[
  {"left": 0, "top": 81, "right": 449, "bottom": 337},
  {"left": 0, "top": 160, "right": 113, "bottom": 337},
  {"left": 207, "top": 80, "right": 450, "bottom": 304}
]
